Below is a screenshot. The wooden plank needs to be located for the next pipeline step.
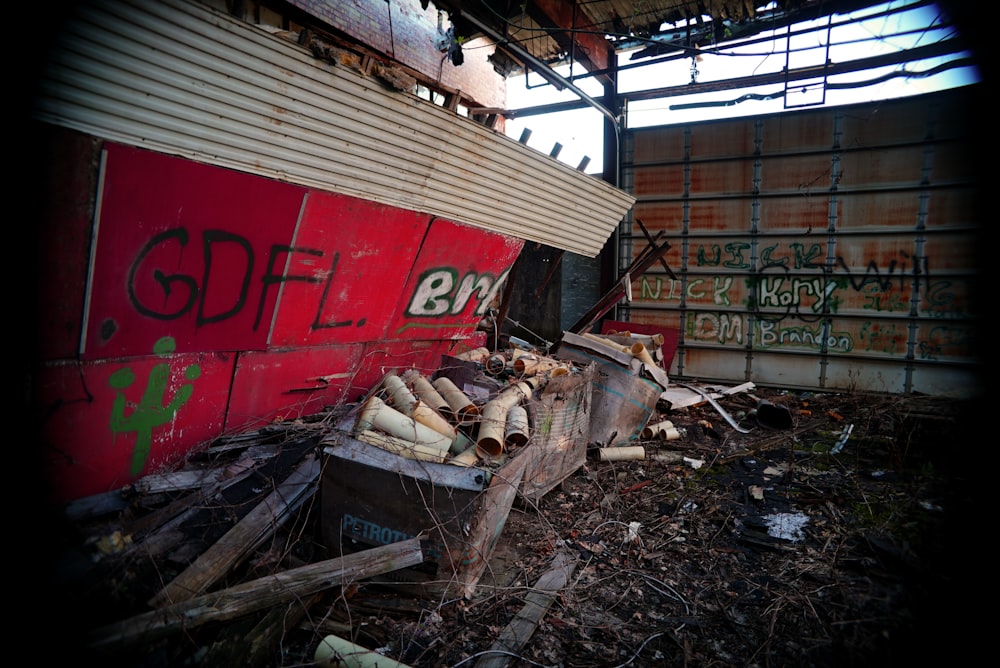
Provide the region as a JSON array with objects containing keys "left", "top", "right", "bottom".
[
  {"left": 200, "top": 592, "right": 324, "bottom": 668},
  {"left": 130, "top": 468, "right": 224, "bottom": 495},
  {"left": 63, "top": 490, "right": 128, "bottom": 523},
  {"left": 148, "top": 452, "right": 321, "bottom": 608},
  {"left": 568, "top": 239, "right": 671, "bottom": 334},
  {"left": 475, "top": 549, "right": 578, "bottom": 668},
  {"left": 455, "top": 453, "right": 529, "bottom": 598},
  {"left": 634, "top": 218, "right": 676, "bottom": 280},
  {"left": 131, "top": 504, "right": 204, "bottom": 557},
  {"left": 88, "top": 538, "right": 428, "bottom": 651},
  {"left": 125, "top": 452, "right": 272, "bottom": 542}
]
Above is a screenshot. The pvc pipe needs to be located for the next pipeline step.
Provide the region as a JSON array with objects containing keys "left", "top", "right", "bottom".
[
  {"left": 505, "top": 405, "right": 529, "bottom": 448},
  {"left": 648, "top": 451, "right": 684, "bottom": 464},
  {"left": 499, "top": 381, "right": 533, "bottom": 409},
  {"left": 382, "top": 374, "right": 418, "bottom": 415},
  {"left": 447, "top": 443, "right": 480, "bottom": 467},
  {"left": 485, "top": 353, "right": 507, "bottom": 375},
  {"left": 598, "top": 446, "right": 646, "bottom": 462},
  {"left": 411, "top": 401, "right": 457, "bottom": 440},
  {"left": 513, "top": 356, "right": 562, "bottom": 376},
  {"left": 315, "top": 634, "right": 412, "bottom": 668},
  {"left": 641, "top": 419, "right": 674, "bottom": 439},
  {"left": 476, "top": 399, "right": 510, "bottom": 457},
  {"left": 355, "top": 396, "right": 452, "bottom": 452},
  {"left": 581, "top": 332, "right": 624, "bottom": 349},
  {"left": 403, "top": 371, "right": 453, "bottom": 420},
  {"left": 510, "top": 354, "right": 534, "bottom": 374},
  {"left": 606, "top": 330, "right": 665, "bottom": 347},
  {"left": 517, "top": 374, "right": 546, "bottom": 394},
  {"left": 449, "top": 428, "right": 475, "bottom": 456},
  {"left": 630, "top": 342, "right": 657, "bottom": 368},
  {"left": 384, "top": 373, "right": 461, "bottom": 439},
  {"left": 661, "top": 427, "right": 686, "bottom": 441},
  {"left": 355, "top": 429, "right": 447, "bottom": 463},
  {"left": 432, "top": 376, "right": 479, "bottom": 423},
  {"left": 454, "top": 347, "right": 490, "bottom": 362}
]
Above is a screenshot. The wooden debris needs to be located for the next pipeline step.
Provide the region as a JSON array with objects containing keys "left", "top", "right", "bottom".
[
  {"left": 474, "top": 549, "right": 579, "bottom": 668},
  {"left": 148, "top": 452, "right": 322, "bottom": 608},
  {"left": 130, "top": 467, "right": 225, "bottom": 495},
  {"left": 201, "top": 592, "right": 324, "bottom": 668},
  {"left": 88, "top": 538, "right": 429, "bottom": 651}
]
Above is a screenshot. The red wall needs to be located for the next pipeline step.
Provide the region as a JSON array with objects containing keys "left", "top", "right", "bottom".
[{"left": 33, "top": 135, "right": 522, "bottom": 505}]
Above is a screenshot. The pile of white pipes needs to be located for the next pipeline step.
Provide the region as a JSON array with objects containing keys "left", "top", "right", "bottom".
[
  {"left": 352, "top": 354, "right": 569, "bottom": 466},
  {"left": 579, "top": 331, "right": 665, "bottom": 369}
]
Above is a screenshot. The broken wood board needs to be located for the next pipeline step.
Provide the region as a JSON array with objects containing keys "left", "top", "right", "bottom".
[
  {"left": 88, "top": 537, "right": 428, "bottom": 651},
  {"left": 148, "top": 452, "right": 321, "bottom": 607},
  {"left": 475, "top": 549, "right": 579, "bottom": 668}
]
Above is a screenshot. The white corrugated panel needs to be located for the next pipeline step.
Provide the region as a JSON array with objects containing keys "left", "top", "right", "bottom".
[{"left": 32, "top": 0, "right": 634, "bottom": 257}]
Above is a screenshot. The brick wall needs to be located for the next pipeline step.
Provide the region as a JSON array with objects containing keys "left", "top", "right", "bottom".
[{"left": 289, "top": 0, "right": 506, "bottom": 108}]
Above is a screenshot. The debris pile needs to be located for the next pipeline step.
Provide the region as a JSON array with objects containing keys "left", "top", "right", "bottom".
[{"left": 40, "top": 351, "right": 982, "bottom": 667}]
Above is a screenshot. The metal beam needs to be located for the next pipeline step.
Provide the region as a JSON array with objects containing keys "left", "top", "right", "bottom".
[
  {"left": 504, "top": 37, "right": 972, "bottom": 118},
  {"left": 525, "top": 0, "right": 614, "bottom": 86},
  {"left": 452, "top": 6, "right": 620, "bottom": 129}
]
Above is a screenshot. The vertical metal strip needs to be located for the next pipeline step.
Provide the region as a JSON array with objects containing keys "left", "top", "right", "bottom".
[
  {"left": 905, "top": 102, "right": 939, "bottom": 393},
  {"left": 617, "top": 130, "right": 635, "bottom": 322},
  {"left": 675, "top": 126, "right": 693, "bottom": 377},
  {"left": 746, "top": 118, "right": 764, "bottom": 381},
  {"left": 819, "top": 112, "right": 844, "bottom": 389}
]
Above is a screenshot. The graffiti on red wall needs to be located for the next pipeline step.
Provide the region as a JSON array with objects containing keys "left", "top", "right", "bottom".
[
  {"left": 108, "top": 336, "right": 201, "bottom": 475},
  {"left": 85, "top": 145, "right": 523, "bottom": 358},
  {"left": 42, "top": 144, "right": 525, "bottom": 503},
  {"left": 84, "top": 144, "right": 307, "bottom": 359}
]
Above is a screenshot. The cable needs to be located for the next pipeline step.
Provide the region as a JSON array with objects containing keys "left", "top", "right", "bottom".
[{"left": 503, "top": 316, "right": 553, "bottom": 352}]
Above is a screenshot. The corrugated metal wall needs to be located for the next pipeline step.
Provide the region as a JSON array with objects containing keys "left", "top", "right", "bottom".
[
  {"left": 32, "top": 0, "right": 633, "bottom": 257},
  {"left": 619, "top": 89, "right": 982, "bottom": 398}
]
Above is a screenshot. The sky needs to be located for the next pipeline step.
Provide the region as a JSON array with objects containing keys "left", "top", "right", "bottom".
[{"left": 501, "top": 0, "right": 981, "bottom": 174}]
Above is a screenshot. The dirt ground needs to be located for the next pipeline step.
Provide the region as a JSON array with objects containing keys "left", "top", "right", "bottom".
[{"left": 39, "top": 384, "right": 985, "bottom": 667}]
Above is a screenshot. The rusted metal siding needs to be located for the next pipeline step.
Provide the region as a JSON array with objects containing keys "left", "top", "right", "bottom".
[
  {"left": 618, "top": 89, "right": 981, "bottom": 398},
  {"left": 33, "top": 0, "right": 633, "bottom": 257}
]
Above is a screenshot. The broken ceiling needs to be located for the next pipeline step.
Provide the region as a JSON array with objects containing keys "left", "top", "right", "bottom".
[{"left": 432, "top": 0, "right": 904, "bottom": 82}]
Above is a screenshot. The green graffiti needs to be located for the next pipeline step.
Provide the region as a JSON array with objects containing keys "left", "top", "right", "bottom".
[
  {"left": 711, "top": 275, "right": 733, "bottom": 306},
  {"left": 759, "top": 243, "right": 790, "bottom": 268},
  {"left": 922, "top": 280, "right": 970, "bottom": 319},
  {"left": 405, "top": 266, "right": 511, "bottom": 318},
  {"left": 696, "top": 244, "right": 722, "bottom": 267},
  {"left": 790, "top": 242, "right": 824, "bottom": 269},
  {"left": 640, "top": 275, "right": 662, "bottom": 300},
  {"left": 858, "top": 320, "right": 906, "bottom": 353},
  {"left": 860, "top": 282, "right": 907, "bottom": 313},
  {"left": 722, "top": 242, "right": 751, "bottom": 269},
  {"left": 748, "top": 274, "right": 841, "bottom": 314},
  {"left": 393, "top": 321, "right": 479, "bottom": 335},
  {"left": 685, "top": 311, "right": 744, "bottom": 344},
  {"left": 640, "top": 275, "right": 734, "bottom": 305},
  {"left": 684, "top": 312, "right": 853, "bottom": 352},
  {"left": 109, "top": 336, "right": 201, "bottom": 476},
  {"left": 757, "top": 320, "right": 853, "bottom": 352}
]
